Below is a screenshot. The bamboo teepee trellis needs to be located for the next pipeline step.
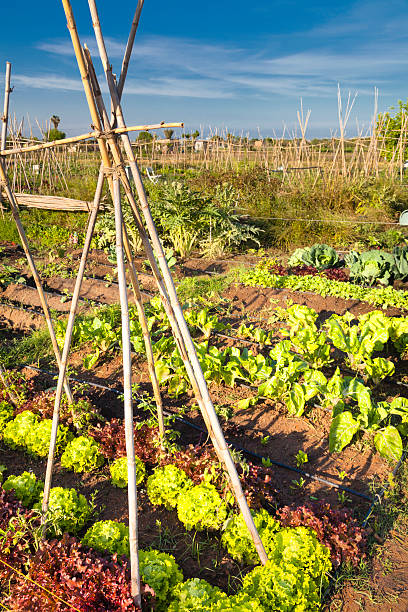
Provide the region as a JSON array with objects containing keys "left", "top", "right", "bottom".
[{"left": 0, "top": 1, "right": 268, "bottom": 606}]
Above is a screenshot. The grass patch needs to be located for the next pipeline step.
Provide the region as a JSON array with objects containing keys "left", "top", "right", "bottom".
[
  {"left": 0, "top": 326, "right": 53, "bottom": 368},
  {"left": 176, "top": 271, "right": 236, "bottom": 303}
]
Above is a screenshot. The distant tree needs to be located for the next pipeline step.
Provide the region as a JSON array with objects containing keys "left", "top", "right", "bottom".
[
  {"left": 136, "top": 131, "right": 153, "bottom": 143},
  {"left": 192, "top": 130, "right": 200, "bottom": 139},
  {"left": 182, "top": 132, "right": 191, "bottom": 138},
  {"left": 164, "top": 129, "right": 174, "bottom": 140},
  {"left": 51, "top": 115, "right": 61, "bottom": 130},
  {"left": 46, "top": 128, "right": 66, "bottom": 141},
  {"left": 377, "top": 99, "right": 408, "bottom": 161}
]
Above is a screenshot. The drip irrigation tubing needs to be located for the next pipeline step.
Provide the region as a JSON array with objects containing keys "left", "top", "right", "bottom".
[{"left": 22, "top": 364, "right": 371, "bottom": 501}]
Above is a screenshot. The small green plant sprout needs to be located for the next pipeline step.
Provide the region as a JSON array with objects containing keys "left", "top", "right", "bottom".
[
  {"left": 337, "top": 490, "right": 351, "bottom": 505},
  {"left": 261, "top": 435, "right": 270, "bottom": 446},
  {"left": 337, "top": 470, "right": 349, "bottom": 481},
  {"left": 0, "top": 464, "right": 6, "bottom": 483},
  {"left": 290, "top": 477, "right": 306, "bottom": 490},
  {"left": 295, "top": 450, "right": 308, "bottom": 467},
  {"left": 262, "top": 457, "right": 272, "bottom": 468}
]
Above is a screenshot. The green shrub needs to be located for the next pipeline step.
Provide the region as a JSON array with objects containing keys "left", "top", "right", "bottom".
[
  {"left": 61, "top": 436, "right": 104, "bottom": 473},
  {"left": 3, "top": 471, "right": 44, "bottom": 507},
  {"left": 3, "top": 411, "right": 39, "bottom": 449},
  {"left": 147, "top": 465, "right": 193, "bottom": 510},
  {"left": 139, "top": 549, "right": 183, "bottom": 610},
  {"left": 110, "top": 456, "right": 146, "bottom": 488},
  {"left": 25, "top": 419, "right": 73, "bottom": 457},
  {"left": 82, "top": 520, "right": 129, "bottom": 557},
  {"left": 36, "top": 487, "right": 94, "bottom": 535},
  {"left": 177, "top": 483, "right": 227, "bottom": 531}
]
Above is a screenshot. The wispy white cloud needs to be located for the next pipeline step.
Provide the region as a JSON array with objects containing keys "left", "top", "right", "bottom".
[{"left": 34, "top": 8, "right": 408, "bottom": 102}]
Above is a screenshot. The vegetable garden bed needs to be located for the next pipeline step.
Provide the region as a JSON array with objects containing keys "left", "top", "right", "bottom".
[{"left": 1, "top": 243, "right": 408, "bottom": 610}]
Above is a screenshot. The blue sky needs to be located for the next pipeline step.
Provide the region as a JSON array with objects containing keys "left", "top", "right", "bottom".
[{"left": 1, "top": 0, "right": 408, "bottom": 138}]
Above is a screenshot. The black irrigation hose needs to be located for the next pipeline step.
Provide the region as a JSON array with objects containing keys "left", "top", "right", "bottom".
[{"left": 22, "top": 364, "right": 371, "bottom": 501}]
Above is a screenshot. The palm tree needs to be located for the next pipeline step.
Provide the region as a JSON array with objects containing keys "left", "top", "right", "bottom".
[
  {"left": 51, "top": 115, "right": 61, "bottom": 130},
  {"left": 163, "top": 129, "right": 174, "bottom": 140}
]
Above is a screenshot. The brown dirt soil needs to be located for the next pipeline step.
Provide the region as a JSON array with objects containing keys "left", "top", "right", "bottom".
[
  {"left": 2, "top": 283, "right": 87, "bottom": 313},
  {"left": 223, "top": 284, "right": 405, "bottom": 319},
  {"left": 0, "top": 304, "right": 44, "bottom": 331},
  {"left": 328, "top": 528, "right": 408, "bottom": 612},
  {"left": 2, "top": 246, "right": 408, "bottom": 605}
]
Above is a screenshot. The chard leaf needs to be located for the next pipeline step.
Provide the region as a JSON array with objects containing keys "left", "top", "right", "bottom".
[
  {"left": 374, "top": 426, "right": 403, "bottom": 462},
  {"left": 329, "top": 411, "right": 359, "bottom": 453},
  {"left": 286, "top": 382, "right": 305, "bottom": 416}
]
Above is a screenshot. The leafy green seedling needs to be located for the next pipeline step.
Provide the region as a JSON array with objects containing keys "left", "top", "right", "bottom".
[
  {"left": 295, "top": 450, "right": 308, "bottom": 468},
  {"left": 337, "top": 490, "right": 351, "bottom": 505},
  {"left": 290, "top": 477, "right": 306, "bottom": 490},
  {"left": 261, "top": 435, "right": 270, "bottom": 446},
  {"left": 261, "top": 457, "right": 272, "bottom": 468}
]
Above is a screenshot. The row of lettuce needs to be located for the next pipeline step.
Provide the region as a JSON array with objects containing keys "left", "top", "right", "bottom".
[
  {"left": 0, "top": 372, "right": 366, "bottom": 610},
  {"left": 0, "top": 460, "right": 362, "bottom": 611}
]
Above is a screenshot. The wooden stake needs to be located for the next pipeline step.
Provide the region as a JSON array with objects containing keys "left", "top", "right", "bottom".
[
  {"left": 82, "top": 42, "right": 223, "bottom": 460},
  {"left": 42, "top": 170, "right": 104, "bottom": 521},
  {"left": 113, "top": 176, "right": 141, "bottom": 606},
  {"left": 122, "top": 222, "right": 165, "bottom": 441},
  {"left": 0, "top": 61, "right": 12, "bottom": 217},
  {"left": 1, "top": 62, "right": 11, "bottom": 150}
]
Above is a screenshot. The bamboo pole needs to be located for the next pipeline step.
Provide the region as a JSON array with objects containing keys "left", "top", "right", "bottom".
[
  {"left": 1, "top": 62, "right": 11, "bottom": 150},
  {"left": 82, "top": 41, "right": 223, "bottom": 460},
  {"left": 0, "top": 122, "right": 183, "bottom": 157},
  {"left": 0, "top": 156, "right": 73, "bottom": 403},
  {"left": 113, "top": 176, "right": 141, "bottom": 606},
  {"left": 122, "top": 222, "right": 165, "bottom": 441},
  {"left": 0, "top": 62, "right": 11, "bottom": 217},
  {"left": 41, "top": 170, "right": 104, "bottom": 523},
  {"left": 117, "top": 0, "right": 144, "bottom": 103},
  {"left": 86, "top": 0, "right": 268, "bottom": 564}
]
